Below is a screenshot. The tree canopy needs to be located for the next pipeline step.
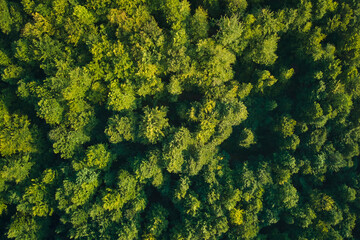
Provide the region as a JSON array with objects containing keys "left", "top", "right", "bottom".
[{"left": 1, "top": 0, "right": 360, "bottom": 239}]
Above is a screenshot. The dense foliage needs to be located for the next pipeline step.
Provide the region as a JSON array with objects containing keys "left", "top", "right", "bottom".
[{"left": 1, "top": 0, "right": 360, "bottom": 239}]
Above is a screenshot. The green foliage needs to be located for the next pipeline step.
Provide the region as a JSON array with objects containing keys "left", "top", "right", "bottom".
[
  {"left": 190, "top": 7, "right": 209, "bottom": 42},
  {"left": 1, "top": 154, "right": 34, "bottom": 184},
  {"left": 229, "top": 208, "right": 244, "bottom": 225},
  {"left": 139, "top": 106, "right": 169, "bottom": 144},
  {"left": 195, "top": 39, "right": 236, "bottom": 87},
  {"left": 0, "top": 101, "right": 36, "bottom": 156},
  {"left": 7, "top": 214, "right": 45, "bottom": 240},
  {"left": 20, "top": 182, "right": 53, "bottom": 217},
  {"left": 163, "top": 127, "right": 192, "bottom": 173},
  {"left": 105, "top": 114, "right": 137, "bottom": 143},
  {"left": 276, "top": 115, "right": 297, "bottom": 138},
  {"left": 49, "top": 126, "right": 90, "bottom": 159},
  {"left": 239, "top": 128, "right": 256, "bottom": 148},
  {"left": 217, "top": 15, "right": 246, "bottom": 54},
  {"left": 248, "top": 34, "right": 279, "bottom": 65},
  {"left": 107, "top": 82, "right": 137, "bottom": 112},
  {"left": 132, "top": 150, "right": 163, "bottom": 187},
  {"left": 0, "top": 0, "right": 12, "bottom": 34},
  {"left": 37, "top": 98, "right": 64, "bottom": 125},
  {"left": 102, "top": 170, "right": 138, "bottom": 212},
  {"left": 144, "top": 204, "right": 169, "bottom": 237},
  {"left": 80, "top": 144, "right": 112, "bottom": 170},
  {"left": 0, "top": 0, "right": 360, "bottom": 239},
  {"left": 225, "top": 0, "right": 247, "bottom": 14}
]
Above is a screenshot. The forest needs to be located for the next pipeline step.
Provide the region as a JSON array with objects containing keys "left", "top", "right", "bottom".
[{"left": 1, "top": 0, "right": 360, "bottom": 239}]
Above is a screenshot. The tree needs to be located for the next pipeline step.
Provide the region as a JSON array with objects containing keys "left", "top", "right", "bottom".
[
  {"left": 107, "top": 82, "right": 137, "bottom": 112},
  {"left": 48, "top": 126, "right": 90, "bottom": 159},
  {"left": 0, "top": 0, "right": 12, "bottom": 34},
  {"left": 239, "top": 128, "right": 256, "bottom": 148},
  {"left": 229, "top": 208, "right": 244, "bottom": 225},
  {"left": 163, "top": 127, "right": 193, "bottom": 173},
  {"left": 194, "top": 39, "right": 236, "bottom": 87},
  {"left": 36, "top": 98, "right": 64, "bottom": 125},
  {"left": 217, "top": 14, "right": 247, "bottom": 54},
  {"left": 132, "top": 150, "right": 163, "bottom": 187},
  {"left": 0, "top": 101, "right": 36, "bottom": 156},
  {"left": 138, "top": 106, "right": 169, "bottom": 144},
  {"left": 105, "top": 114, "right": 137, "bottom": 143},
  {"left": 7, "top": 214, "right": 47, "bottom": 240},
  {"left": 189, "top": 7, "right": 209, "bottom": 43},
  {"left": 76, "top": 144, "right": 113, "bottom": 170},
  {"left": 1, "top": 0, "right": 360, "bottom": 239},
  {"left": 143, "top": 204, "right": 169, "bottom": 238},
  {"left": 225, "top": 0, "right": 248, "bottom": 14}
]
